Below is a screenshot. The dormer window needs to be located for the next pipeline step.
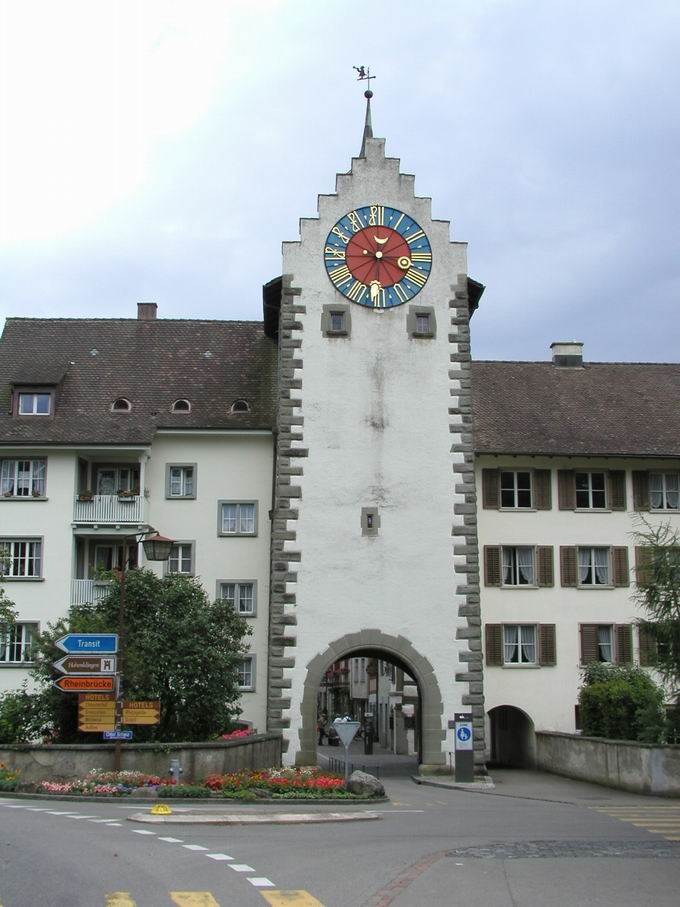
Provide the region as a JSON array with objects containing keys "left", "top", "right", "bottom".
[
  {"left": 231, "top": 400, "right": 250, "bottom": 414},
  {"left": 18, "top": 392, "right": 51, "bottom": 416},
  {"left": 172, "top": 399, "right": 191, "bottom": 413},
  {"left": 111, "top": 398, "right": 131, "bottom": 412}
]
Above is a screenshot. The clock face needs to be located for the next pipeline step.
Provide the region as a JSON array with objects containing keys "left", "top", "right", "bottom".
[{"left": 324, "top": 205, "right": 432, "bottom": 308}]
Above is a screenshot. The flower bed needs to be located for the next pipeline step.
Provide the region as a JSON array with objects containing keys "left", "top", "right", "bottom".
[
  {"left": 0, "top": 763, "right": 19, "bottom": 792},
  {"left": 38, "top": 769, "right": 168, "bottom": 797}
]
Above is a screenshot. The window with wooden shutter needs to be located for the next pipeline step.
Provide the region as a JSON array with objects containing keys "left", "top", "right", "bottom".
[
  {"left": 634, "top": 546, "right": 654, "bottom": 586},
  {"left": 533, "top": 470, "right": 552, "bottom": 510},
  {"left": 580, "top": 624, "right": 599, "bottom": 663},
  {"left": 612, "top": 547, "right": 630, "bottom": 587},
  {"left": 485, "top": 624, "right": 503, "bottom": 666},
  {"left": 638, "top": 624, "right": 657, "bottom": 667},
  {"left": 608, "top": 471, "right": 626, "bottom": 511},
  {"left": 560, "top": 546, "right": 578, "bottom": 586},
  {"left": 558, "top": 470, "right": 575, "bottom": 510},
  {"left": 616, "top": 624, "right": 633, "bottom": 664},
  {"left": 536, "top": 546, "right": 554, "bottom": 586},
  {"left": 539, "top": 624, "right": 557, "bottom": 665},
  {"left": 484, "top": 546, "right": 502, "bottom": 586},
  {"left": 632, "top": 471, "right": 650, "bottom": 511},
  {"left": 482, "top": 469, "right": 500, "bottom": 509}
]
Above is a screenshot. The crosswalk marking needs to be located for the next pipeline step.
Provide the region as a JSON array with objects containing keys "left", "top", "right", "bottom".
[
  {"left": 105, "top": 894, "right": 137, "bottom": 906},
  {"left": 591, "top": 805, "right": 680, "bottom": 842},
  {"left": 159, "top": 836, "right": 184, "bottom": 843},
  {"left": 206, "top": 853, "right": 233, "bottom": 861},
  {"left": 170, "top": 894, "right": 220, "bottom": 907},
  {"left": 248, "top": 878, "right": 275, "bottom": 887},
  {"left": 261, "top": 893, "right": 326, "bottom": 906},
  {"left": 230, "top": 863, "right": 255, "bottom": 872},
  {"left": 182, "top": 844, "right": 208, "bottom": 851}
]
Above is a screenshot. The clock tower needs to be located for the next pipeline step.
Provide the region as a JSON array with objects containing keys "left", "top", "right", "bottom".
[{"left": 267, "top": 91, "right": 484, "bottom": 773}]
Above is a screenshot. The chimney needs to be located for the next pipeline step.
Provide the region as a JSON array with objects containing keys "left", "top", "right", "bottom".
[
  {"left": 551, "top": 341, "right": 583, "bottom": 368},
  {"left": 137, "top": 302, "right": 158, "bottom": 321}
]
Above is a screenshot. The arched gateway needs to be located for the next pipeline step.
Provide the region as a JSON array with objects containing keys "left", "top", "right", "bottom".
[
  {"left": 298, "top": 630, "right": 443, "bottom": 766},
  {"left": 266, "top": 99, "right": 486, "bottom": 773}
]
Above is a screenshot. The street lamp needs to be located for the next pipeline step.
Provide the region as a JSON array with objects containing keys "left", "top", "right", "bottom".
[{"left": 114, "top": 528, "right": 174, "bottom": 771}]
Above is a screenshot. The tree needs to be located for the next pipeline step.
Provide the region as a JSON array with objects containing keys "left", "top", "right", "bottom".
[
  {"left": 30, "top": 569, "right": 252, "bottom": 742},
  {"left": 632, "top": 519, "right": 680, "bottom": 705},
  {"left": 578, "top": 662, "right": 665, "bottom": 743}
]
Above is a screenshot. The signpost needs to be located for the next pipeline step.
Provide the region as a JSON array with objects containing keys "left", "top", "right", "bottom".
[
  {"left": 103, "top": 730, "right": 133, "bottom": 741},
  {"left": 53, "top": 655, "right": 116, "bottom": 675},
  {"left": 453, "top": 711, "right": 474, "bottom": 783},
  {"left": 332, "top": 718, "right": 361, "bottom": 784},
  {"left": 122, "top": 700, "right": 160, "bottom": 725},
  {"left": 55, "top": 633, "right": 118, "bottom": 655},
  {"left": 78, "top": 694, "right": 116, "bottom": 732},
  {"left": 54, "top": 676, "right": 115, "bottom": 693}
]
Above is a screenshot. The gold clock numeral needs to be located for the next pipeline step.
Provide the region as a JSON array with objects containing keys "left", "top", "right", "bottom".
[
  {"left": 405, "top": 268, "right": 427, "bottom": 287},
  {"left": 393, "top": 282, "right": 409, "bottom": 303},
  {"left": 331, "top": 226, "right": 351, "bottom": 244},
  {"left": 405, "top": 230, "right": 426, "bottom": 246},
  {"left": 329, "top": 265, "right": 352, "bottom": 287},
  {"left": 368, "top": 206, "right": 384, "bottom": 226},
  {"left": 347, "top": 210, "right": 364, "bottom": 233},
  {"left": 411, "top": 251, "right": 432, "bottom": 262},
  {"left": 324, "top": 246, "right": 346, "bottom": 260},
  {"left": 392, "top": 212, "right": 405, "bottom": 230},
  {"left": 347, "top": 280, "right": 367, "bottom": 302}
]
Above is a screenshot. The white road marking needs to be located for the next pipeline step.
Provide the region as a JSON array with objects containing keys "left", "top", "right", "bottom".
[
  {"left": 372, "top": 809, "right": 425, "bottom": 814},
  {"left": 68, "top": 814, "right": 99, "bottom": 819},
  {"left": 89, "top": 818, "right": 119, "bottom": 823},
  {"left": 132, "top": 829, "right": 156, "bottom": 835},
  {"left": 230, "top": 864, "right": 255, "bottom": 872},
  {"left": 248, "top": 878, "right": 275, "bottom": 888},
  {"left": 206, "top": 853, "right": 233, "bottom": 861},
  {"left": 105, "top": 823, "right": 123, "bottom": 827},
  {"left": 27, "top": 808, "right": 50, "bottom": 812},
  {"left": 2, "top": 805, "right": 27, "bottom": 809},
  {"left": 46, "top": 811, "right": 76, "bottom": 815},
  {"left": 159, "top": 837, "right": 184, "bottom": 843},
  {"left": 182, "top": 844, "right": 209, "bottom": 852}
]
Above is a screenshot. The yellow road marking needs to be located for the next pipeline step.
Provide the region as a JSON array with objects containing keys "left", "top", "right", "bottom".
[
  {"left": 170, "top": 895, "right": 220, "bottom": 907},
  {"left": 261, "top": 892, "right": 326, "bottom": 906},
  {"left": 105, "top": 895, "right": 137, "bottom": 907}
]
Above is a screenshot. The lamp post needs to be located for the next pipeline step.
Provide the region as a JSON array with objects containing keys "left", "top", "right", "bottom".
[{"left": 113, "top": 529, "right": 174, "bottom": 771}]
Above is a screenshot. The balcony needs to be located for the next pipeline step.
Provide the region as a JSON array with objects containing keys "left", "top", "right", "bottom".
[
  {"left": 73, "top": 494, "right": 145, "bottom": 525},
  {"left": 71, "top": 579, "right": 113, "bottom": 605}
]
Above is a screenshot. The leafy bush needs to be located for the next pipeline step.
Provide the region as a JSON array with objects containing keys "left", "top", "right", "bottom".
[
  {"left": 579, "top": 663, "right": 666, "bottom": 742},
  {"left": 0, "top": 685, "right": 53, "bottom": 744},
  {"left": 156, "top": 785, "right": 212, "bottom": 798},
  {"left": 0, "top": 763, "right": 19, "bottom": 791}
]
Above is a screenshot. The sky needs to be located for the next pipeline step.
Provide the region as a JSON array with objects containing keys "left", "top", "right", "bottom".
[{"left": 0, "top": 0, "right": 678, "bottom": 362}]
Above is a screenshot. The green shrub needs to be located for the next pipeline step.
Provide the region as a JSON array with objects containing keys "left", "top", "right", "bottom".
[
  {"left": 0, "top": 686, "right": 52, "bottom": 744},
  {"left": 219, "top": 789, "right": 257, "bottom": 801},
  {"left": 156, "top": 785, "right": 212, "bottom": 798},
  {"left": 578, "top": 663, "right": 665, "bottom": 742}
]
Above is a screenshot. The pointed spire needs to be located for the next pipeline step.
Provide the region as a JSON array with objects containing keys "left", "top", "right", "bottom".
[{"left": 360, "top": 90, "right": 373, "bottom": 157}]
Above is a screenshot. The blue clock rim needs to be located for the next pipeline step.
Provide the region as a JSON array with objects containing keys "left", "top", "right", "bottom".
[{"left": 324, "top": 205, "right": 432, "bottom": 308}]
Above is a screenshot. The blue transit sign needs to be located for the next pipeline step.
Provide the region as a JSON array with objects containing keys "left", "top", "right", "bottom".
[
  {"left": 103, "top": 730, "right": 133, "bottom": 741},
  {"left": 55, "top": 633, "right": 118, "bottom": 655}
]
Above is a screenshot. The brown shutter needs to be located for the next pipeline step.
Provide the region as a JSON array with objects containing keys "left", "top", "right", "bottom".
[
  {"left": 612, "top": 547, "right": 630, "bottom": 587},
  {"left": 560, "top": 546, "right": 578, "bottom": 586},
  {"left": 485, "top": 624, "right": 503, "bottom": 666},
  {"left": 638, "top": 625, "right": 657, "bottom": 667},
  {"left": 558, "top": 470, "right": 575, "bottom": 510},
  {"left": 616, "top": 624, "right": 633, "bottom": 664},
  {"left": 533, "top": 469, "right": 552, "bottom": 510},
  {"left": 539, "top": 624, "right": 557, "bottom": 666},
  {"left": 482, "top": 468, "right": 500, "bottom": 509},
  {"left": 632, "top": 471, "right": 650, "bottom": 511},
  {"left": 608, "top": 471, "right": 626, "bottom": 511},
  {"left": 484, "top": 546, "right": 502, "bottom": 586},
  {"left": 580, "top": 624, "right": 598, "bottom": 663},
  {"left": 635, "top": 546, "right": 654, "bottom": 586},
  {"left": 536, "top": 546, "right": 554, "bottom": 587}
]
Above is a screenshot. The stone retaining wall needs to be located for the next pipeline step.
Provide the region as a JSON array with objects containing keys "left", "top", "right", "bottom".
[
  {"left": 0, "top": 733, "right": 282, "bottom": 784},
  {"left": 536, "top": 731, "right": 680, "bottom": 797}
]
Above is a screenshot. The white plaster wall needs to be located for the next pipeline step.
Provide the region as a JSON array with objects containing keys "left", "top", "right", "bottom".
[
  {"left": 144, "top": 433, "right": 273, "bottom": 731},
  {"left": 0, "top": 449, "right": 78, "bottom": 693},
  {"left": 281, "top": 138, "right": 471, "bottom": 762},
  {"left": 477, "top": 455, "right": 680, "bottom": 734}
]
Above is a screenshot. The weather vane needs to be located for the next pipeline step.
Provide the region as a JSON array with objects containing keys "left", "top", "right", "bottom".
[{"left": 353, "top": 65, "right": 376, "bottom": 97}]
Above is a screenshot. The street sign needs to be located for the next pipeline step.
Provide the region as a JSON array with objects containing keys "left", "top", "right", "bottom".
[
  {"left": 122, "top": 700, "right": 160, "bottom": 725},
  {"left": 55, "top": 633, "right": 118, "bottom": 655},
  {"left": 54, "top": 676, "right": 115, "bottom": 693},
  {"left": 103, "top": 730, "right": 133, "bottom": 741},
  {"left": 78, "top": 693, "right": 116, "bottom": 732},
  {"left": 455, "top": 723, "right": 473, "bottom": 750},
  {"left": 332, "top": 719, "right": 361, "bottom": 748},
  {"left": 53, "top": 655, "right": 117, "bottom": 675}
]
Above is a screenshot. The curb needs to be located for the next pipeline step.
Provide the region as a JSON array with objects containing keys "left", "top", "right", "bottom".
[
  {"left": 0, "top": 790, "right": 388, "bottom": 807},
  {"left": 128, "top": 810, "right": 382, "bottom": 826},
  {"left": 412, "top": 775, "right": 496, "bottom": 792}
]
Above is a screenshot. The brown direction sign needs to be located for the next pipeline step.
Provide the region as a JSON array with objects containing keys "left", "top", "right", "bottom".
[
  {"left": 78, "top": 693, "right": 116, "bottom": 732},
  {"left": 54, "top": 676, "right": 115, "bottom": 693},
  {"left": 54, "top": 655, "right": 116, "bottom": 675},
  {"left": 122, "top": 700, "right": 160, "bottom": 725}
]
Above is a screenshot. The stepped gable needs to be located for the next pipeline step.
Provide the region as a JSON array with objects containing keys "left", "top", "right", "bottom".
[
  {"left": 472, "top": 360, "right": 680, "bottom": 458},
  {"left": 0, "top": 317, "right": 277, "bottom": 445}
]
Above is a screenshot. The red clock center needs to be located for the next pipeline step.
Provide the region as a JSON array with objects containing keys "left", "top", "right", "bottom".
[{"left": 345, "top": 227, "right": 411, "bottom": 288}]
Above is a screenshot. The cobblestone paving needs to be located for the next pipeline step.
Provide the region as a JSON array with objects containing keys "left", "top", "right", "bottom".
[{"left": 446, "top": 840, "right": 680, "bottom": 859}]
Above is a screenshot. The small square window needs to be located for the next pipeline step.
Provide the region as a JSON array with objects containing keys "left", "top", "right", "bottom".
[
  {"left": 238, "top": 656, "right": 255, "bottom": 691},
  {"left": 218, "top": 581, "right": 256, "bottom": 616},
  {"left": 0, "top": 622, "right": 38, "bottom": 663},
  {"left": 18, "top": 392, "right": 51, "bottom": 416},
  {"left": 502, "top": 547, "right": 535, "bottom": 586},
  {"left": 166, "top": 542, "right": 194, "bottom": 575},
  {"left": 503, "top": 625, "right": 537, "bottom": 664},
  {"left": 0, "top": 539, "right": 43, "bottom": 578},
  {"left": 575, "top": 472, "right": 607, "bottom": 509},
  {"left": 578, "top": 547, "right": 610, "bottom": 586},
  {"left": 166, "top": 464, "right": 196, "bottom": 499},
  {"left": 330, "top": 311, "right": 345, "bottom": 332},
  {"left": 322, "top": 304, "right": 351, "bottom": 337},
  {"left": 650, "top": 473, "right": 680, "bottom": 511},
  {"left": 0, "top": 459, "right": 46, "bottom": 497},
  {"left": 407, "top": 306, "right": 436, "bottom": 339},
  {"left": 416, "top": 313, "right": 430, "bottom": 334},
  {"left": 500, "top": 471, "right": 532, "bottom": 509},
  {"left": 219, "top": 501, "right": 257, "bottom": 536}
]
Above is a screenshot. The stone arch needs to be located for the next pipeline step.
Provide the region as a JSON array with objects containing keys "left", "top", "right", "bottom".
[
  {"left": 487, "top": 704, "right": 536, "bottom": 768},
  {"left": 298, "top": 629, "right": 445, "bottom": 769}
]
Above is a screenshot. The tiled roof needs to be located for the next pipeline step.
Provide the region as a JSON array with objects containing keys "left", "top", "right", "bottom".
[
  {"left": 0, "top": 318, "right": 277, "bottom": 445},
  {"left": 472, "top": 361, "right": 680, "bottom": 458}
]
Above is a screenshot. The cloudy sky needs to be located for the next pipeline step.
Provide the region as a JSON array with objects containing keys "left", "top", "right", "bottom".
[{"left": 0, "top": 1, "right": 678, "bottom": 362}]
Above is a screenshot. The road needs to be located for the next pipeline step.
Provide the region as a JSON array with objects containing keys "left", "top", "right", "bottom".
[{"left": 1, "top": 770, "right": 680, "bottom": 906}]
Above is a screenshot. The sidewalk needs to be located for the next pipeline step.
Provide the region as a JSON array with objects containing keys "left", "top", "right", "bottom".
[{"left": 317, "top": 738, "right": 418, "bottom": 777}]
